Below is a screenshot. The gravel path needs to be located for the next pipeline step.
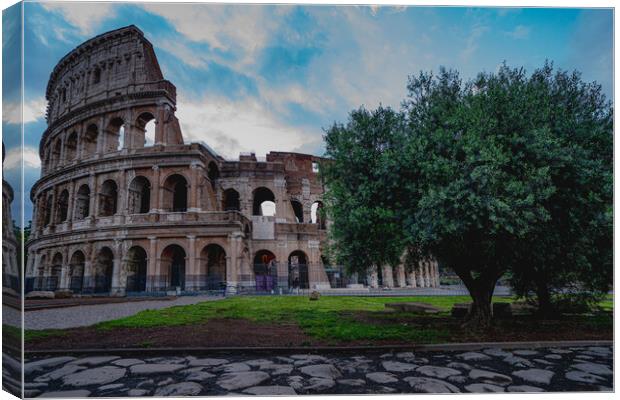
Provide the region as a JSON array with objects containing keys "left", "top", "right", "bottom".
[
  {"left": 12, "top": 345, "right": 612, "bottom": 396},
  {"left": 24, "top": 296, "right": 223, "bottom": 330}
]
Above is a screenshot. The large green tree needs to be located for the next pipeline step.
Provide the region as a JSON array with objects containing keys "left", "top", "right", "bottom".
[{"left": 323, "top": 63, "right": 612, "bottom": 329}]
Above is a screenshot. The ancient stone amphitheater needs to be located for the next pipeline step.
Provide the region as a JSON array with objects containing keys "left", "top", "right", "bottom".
[{"left": 24, "top": 25, "right": 438, "bottom": 297}]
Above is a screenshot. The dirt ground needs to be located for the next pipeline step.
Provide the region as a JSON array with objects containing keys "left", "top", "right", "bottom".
[{"left": 25, "top": 313, "right": 612, "bottom": 351}]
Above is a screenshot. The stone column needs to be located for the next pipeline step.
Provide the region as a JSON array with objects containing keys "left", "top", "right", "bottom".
[
  {"left": 84, "top": 244, "right": 94, "bottom": 292},
  {"left": 382, "top": 265, "right": 394, "bottom": 288},
  {"left": 117, "top": 169, "right": 127, "bottom": 222},
  {"left": 96, "top": 116, "right": 105, "bottom": 156},
  {"left": 147, "top": 236, "right": 158, "bottom": 291},
  {"left": 67, "top": 180, "right": 76, "bottom": 222},
  {"left": 417, "top": 262, "right": 425, "bottom": 287},
  {"left": 368, "top": 266, "right": 378, "bottom": 288},
  {"left": 407, "top": 268, "right": 417, "bottom": 288},
  {"left": 89, "top": 173, "right": 97, "bottom": 218},
  {"left": 111, "top": 240, "right": 123, "bottom": 296},
  {"left": 76, "top": 124, "right": 83, "bottom": 161},
  {"left": 433, "top": 261, "right": 440, "bottom": 287},
  {"left": 186, "top": 235, "right": 196, "bottom": 291},
  {"left": 151, "top": 165, "right": 160, "bottom": 212},
  {"left": 155, "top": 106, "right": 165, "bottom": 145},
  {"left": 423, "top": 261, "right": 431, "bottom": 287},
  {"left": 188, "top": 163, "right": 200, "bottom": 212},
  {"left": 396, "top": 265, "right": 407, "bottom": 288},
  {"left": 58, "top": 131, "right": 66, "bottom": 168}
]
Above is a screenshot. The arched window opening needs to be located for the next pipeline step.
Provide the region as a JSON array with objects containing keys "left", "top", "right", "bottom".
[
  {"left": 83, "top": 124, "right": 98, "bottom": 156},
  {"left": 105, "top": 117, "right": 124, "bottom": 152},
  {"left": 69, "top": 251, "right": 85, "bottom": 293},
  {"left": 44, "top": 195, "right": 53, "bottom": 226},
  {"left": 66, "top": 132, "right": 78, "bottom": 161},
  {"left": 136, "top": 112, "right": 156, "bottom": 147},
  {"left": 125, "top": 246, "right": 147, "bottom": 292},
  {"left": 161, "top": 245, "right": 186, "bottom": 290},
  {"left": 94, "top": 247, "right": 113, "bottom": 293},
  {"left": 128, "top": 176, "right": 151, "bottom": 214},
  {"left": 253, "top": 250, "right": 276, "bottom": 292},
  {"left": 291, "top": 200, "right": 304, "bottom": 223},
  {"left": 207, "top": 162, "right": 219, "bottom": 189},
  {"left": 50, "top": 253, "right": 63, "bottom": 291},
  {"left": 252, "top": 187, "right": 276, "bottom": 216},
  {"left": 75, "top": 184, "right": 90, "bottom": 220},
  {"left": 288, "top": 250, "right": 309, "bottom": 290},
  {"left": 92, "top": 67, "right": 101, "bottom": 84},
  {"left": 56, "top": 189, "right": 69, "bottom": 223},
  {"left": 223, "top": 188, "right": 240, "bottom": 211},
  {"left": 52, "top": 139, "right": 62, "bottom": 168},
  {"left": 99, "top": 180, "right": 118, "bottom": 217},
  {"left": 35, "top": 255, "right": 46, "bottom": 291},
  {"left": 201, "top": 244, "right": 226, "bottom": 290},
  {"left": 311, "top": 201, "right": 326, "bottom": 229},
  {"left": 163, "top": 174, "right": 188, "bottom": 212}
]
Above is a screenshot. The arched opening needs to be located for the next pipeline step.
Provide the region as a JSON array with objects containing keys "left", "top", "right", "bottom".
[
  {"left": 44, "top": 195, "right": 53, "bottom": 226},
  {"left": 99, "top": 180, "right": 118, "bottom": 217},
  {"left": 69, "top": 251, "right": 85, "bottom": 293},
  {"left": 75, "top": 184, "right": 90, "bottom": 220},
  {"left": 291, "top": 200, "right": 304, "bottom": 223},
  {"left": 83, "top": 124, "right": 98, "bottom": 156},
  {"left": 52, "top": 139, "right": 62, "bottom": 168},
  {"left": 66, "top": 131, "right": 78, "bottom": 161},
  {"left": 49, "top": 253, "right": 62, "bottom": 291},
  {"left": 125, "top": 246, "right": 147, "bottom": 293},
  {"left": 223, "top": 188, "right": 240, "bottom": 211},
  {"left": 56, "top": 189, "right": 69, "bottom": 223},
  {"left": 161, "top": 244, "right": 186, "bottom": 290},
  {"left": 201, "top": 244, "right": 226, "bottom": 290},
  {"left": 93, "top": 247, "right": 113, "bottom": 293},
  {"left": 128, "top": 176, "right": 151, "bottom": 214},
  {"left": 105, "top": 117, "right": 124, "bottom": 152},
  {"left": 207, "top": 162, "right": 219, "bottom": 189},
  {"left": 288, "top": 250, "right": 309, "bottom": 290},
  {"left": 252, "top": 187, "right": 276, "bottom": 216},
  {"left": 311, "top": 201, "right": 326, "bottom": 229},
  {"left": 136, "top": 112, "right": 156, "bottom": 147},
  {"left": 253, "top": 250, "right": 276, "bottom": 292},
  {"left": 92, "top": 67, "right": 101, "bottom": 84},
  {"left": 163, "top": 174, "right": 188, "bottom": 212}
]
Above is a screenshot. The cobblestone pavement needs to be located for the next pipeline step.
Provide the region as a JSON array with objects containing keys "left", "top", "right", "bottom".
[
  {"left": 24, "top": 296, "right": 223, "bottom": 330},
  {"left": 14, "top": 345, "right": 612, "bottom": 397}
]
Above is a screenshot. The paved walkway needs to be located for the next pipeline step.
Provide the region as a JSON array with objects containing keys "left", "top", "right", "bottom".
[
  {"left": 24, "top": 296, "right": 223, "bottom": 330},
  {"left": 14, "top": 345, "right": 612, "bottom": 396}
]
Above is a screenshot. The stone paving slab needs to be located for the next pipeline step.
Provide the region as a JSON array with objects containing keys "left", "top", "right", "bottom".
[{"left": 18, "top": 345, "right": 613, "bottom": 396}]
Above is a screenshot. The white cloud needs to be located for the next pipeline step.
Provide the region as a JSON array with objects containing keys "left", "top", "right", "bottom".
[
  {"left": 41, "top": 2, "right": 115, "bottom": 36},
  {"left": 142, "top": 4, "right": 279, "bottom": 68},
  {"left": 4, "top": 147, "right": 41, "bottom": 170},
  {"left": 506, "top": 25, "right": 531, "bottom": 40},
  {"left": 460, "top": 24, "right": 489, "bottom": 61},
  {"left": 2, "top": 97, "right": 46, "bottom": 125},
  {"left": 158, "top": 39, "right": 209, "bottom": 69},
  {"left": 175, "top": 95, "right": 321, "bottom": 160}
]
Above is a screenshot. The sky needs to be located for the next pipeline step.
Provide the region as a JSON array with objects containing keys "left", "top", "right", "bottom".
[{"left": 1, "top": 2, "right": 614, "bottom": 226}]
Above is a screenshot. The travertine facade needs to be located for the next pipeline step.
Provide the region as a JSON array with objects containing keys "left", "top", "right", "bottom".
[
  {"left": 24, "top": 26, "right": 438, "bottom": 296},
  {"left": 2, "top": 151, "right": 19, "bottom": 292}
]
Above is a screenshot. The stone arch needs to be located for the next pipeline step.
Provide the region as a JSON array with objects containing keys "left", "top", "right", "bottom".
[
  {"left": 125, "top": 246, "right": 147, "bottom": 292},
  {"left": 50, "top": 252, "right": 63, "bottom": 291},
  {"left": 135, "top": 111, "right": 157, "bottom": 147},
  {"left": 128, "top": 176, "right": 151, "bottom": 214},
  {"left": 253, "top": 249, "right": 276, "bottom": 292},
  {"left": 207, "top": 161, "right": 219, "bottom": 189},
  {"left": 55, "top": 189, "right": 69, "bottom": 223},
  {"left": 223, "top": 188, "right": 240, "bottom": 211},
  {"left": 65, "top": 131, "right": 78, "bottom": 161},
  {"left": 83, "top": 124, "right": 98, "bottom": 156},
  {"left": 51, "top": 138, "right": 62, "bottom": 168},
  {"left": 93, "top": 247, "right": 113, "bottom": 293},
  {"left": 162, "top": 173, "right": 188, "bottom": 212},
  {"left": 161, "top": 244, "right": 186, "bottom": 290},
  {"left": 252, "top": 187, "right": 276, "bottom": 216},
  {"left": 75, "top": 184, "right": 90, "bottom": 220},
  {"left": 311, "top": 200, "right": 326, "bottom": 229},
  {"left": 99, "top": 180, "right": 118, "bottom": 216},
  {"left": 105, "top": 116, "right": 124, "bottom": 152},
  {"left": 288, "top": 250, "right": 309, "bottom": 289},
  {"left": 68, "top": 250, "right": 85, "bottom": 292},
  {"left": 290, "top": 199, "right": 304, "bottom": 223},
  {"left": 92, "top": 67, "right": 102, "bottom": 84},
  {"left": 200, "top": 244, "right": 226, "bottom": 290}
]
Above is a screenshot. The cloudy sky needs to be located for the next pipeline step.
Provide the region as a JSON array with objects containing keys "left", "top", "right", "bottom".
[{"left": 2, "top": 2, "right": 614, "bottom": 225}]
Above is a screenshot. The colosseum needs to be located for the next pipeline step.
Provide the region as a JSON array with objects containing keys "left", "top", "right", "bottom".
[{"left": 24, "top": 25, "right": 439, "bottom": 297}]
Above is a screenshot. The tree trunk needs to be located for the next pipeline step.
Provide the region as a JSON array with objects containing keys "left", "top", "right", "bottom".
[
  {"left": 454, "top": 268, "right": 499, "bottom": 331},
  {"left": 535, "top": 277, "right": 554, "bottom": 317}
]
